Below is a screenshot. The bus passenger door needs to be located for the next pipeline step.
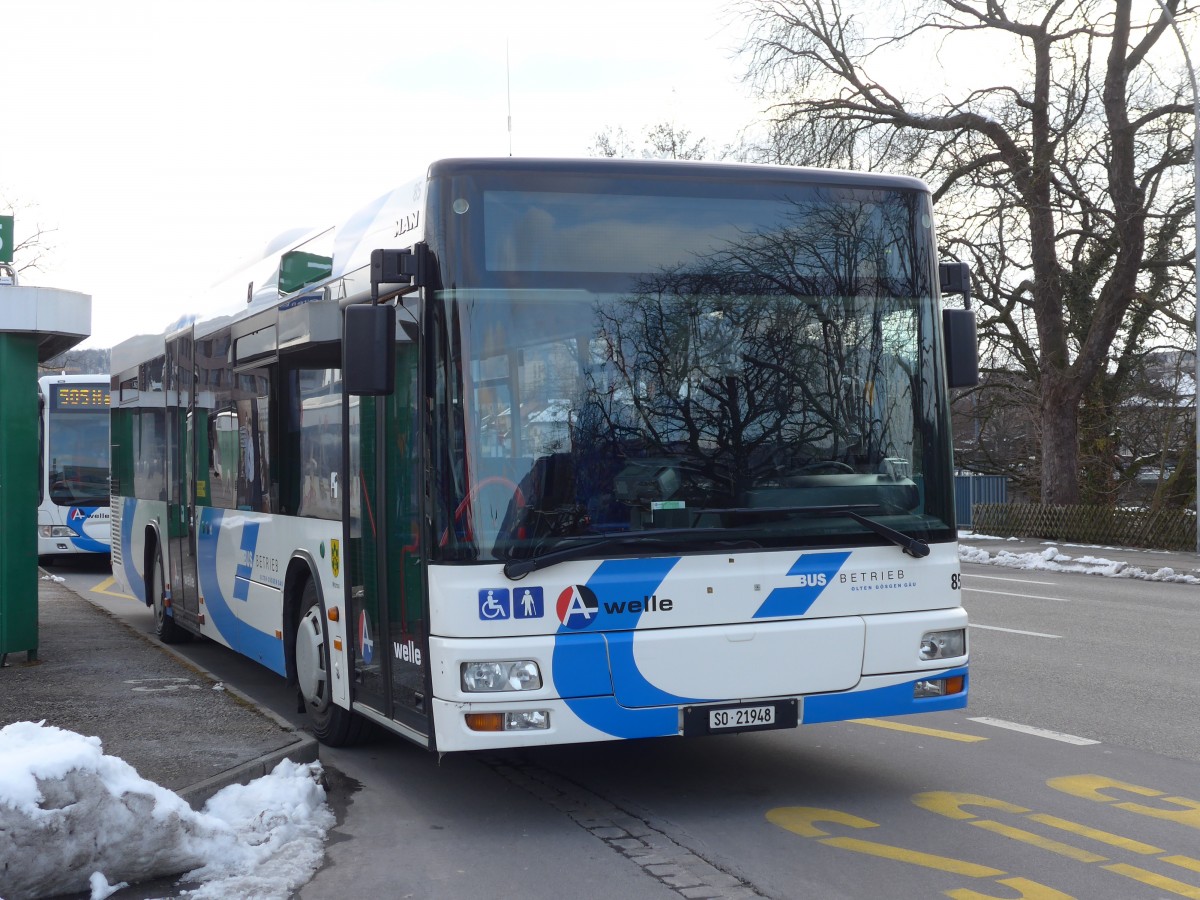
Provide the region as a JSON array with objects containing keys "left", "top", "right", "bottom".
[
  {"left": 347, "top": 339, "right": 429, "bottom": 740},
  {"left": 165, "top": 332, "right": 200, "bottom": 630}
]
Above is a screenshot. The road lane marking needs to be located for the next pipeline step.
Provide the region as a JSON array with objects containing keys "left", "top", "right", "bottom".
[
  {"left": 945, "top": 877, "right": 1075, "bottom": 899},
  {"left": 963, "top": 588, "right": 1069, "bottom": 602},
  {"left": 968, "top": 718, "right": 1099, "bottom": 745},
  {"left": 90, "top": 576, "right": 136, "bottom": 600},
  {"left": 1026, "top": 813, "right": 1164, "bottom": 855},
  {"left": 914, "top": 789, "right": 1200, "bottom": 898},
  {"left": 973, "top": 820, "right": 1107, "bottom": 862},
  {"left": 1048, "top": 775, "right": 1200, "bottom": 829},
  {"left": 767, "top": 807, "right": 1004, "bottom": 876},
  {"left": 851, "top": 718, "right": 988, "bottom": 742},
  {"left": 971, "top": 624, "right": 1062, "bottom": 639},
  {"left": 767, "top": 806, "right": 1077, "bottom": 898},
  {"left": 823, "top": 836, "right": 1005, "bottom": 875},
  {"left": 1101, "top": 863, "right": 1200, "bottom": 898},
  {"left": 964, "top": 574, "right": 1058, "bottom": 586}
]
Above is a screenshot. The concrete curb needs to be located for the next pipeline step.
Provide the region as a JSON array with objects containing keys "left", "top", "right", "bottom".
[
  {"left": 132, "top": 631, "right": 322, "bottom": 810},
  {"left": 178, "top": 732, "right": 320, "bottom": 808},
  {"left": 47, "top": 572, "right": 321, "bottom": 810}
]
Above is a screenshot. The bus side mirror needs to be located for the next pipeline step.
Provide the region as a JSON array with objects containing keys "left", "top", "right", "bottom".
[
  {"left": 943, "top": 308, "right": 978, "bottom": 388},
  {"left": 939, "top": 260, "right": 978, "bottom": 388},
  {"left": 344, "top": 304, "right": 396, "bottom": 396},
  {"left": 939, "top": 261, "right": 971, "bottom": 301}
]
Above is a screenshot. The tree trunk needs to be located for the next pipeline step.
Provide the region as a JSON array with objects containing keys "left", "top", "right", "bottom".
[{"left": 1039, "top": 374, "right": 1083, "bottom": 505}]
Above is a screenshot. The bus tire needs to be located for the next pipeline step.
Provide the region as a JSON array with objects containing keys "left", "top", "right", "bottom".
[
  {"left": 150, "top": 543, "right": 190, "bottom": 645},
  {"left": 295, "top": 578, "right": 371, "bottom": 746}
]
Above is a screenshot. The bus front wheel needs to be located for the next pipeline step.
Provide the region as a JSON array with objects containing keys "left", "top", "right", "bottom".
[{"left": 294, "top": 579, "right": 371, "bottom": 746}]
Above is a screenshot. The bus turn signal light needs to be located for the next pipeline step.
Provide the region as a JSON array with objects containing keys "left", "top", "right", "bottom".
[{"left": 465, "top": 713, "right": 505, "bottom": 732}]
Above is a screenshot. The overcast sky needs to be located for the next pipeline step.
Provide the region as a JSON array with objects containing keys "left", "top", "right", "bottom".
[
  {"left": 7, "top": 1, "right": 1190, "bottom": 353},
  {"left": 2, "top": 0, "right": 760, "bottom": 350}
]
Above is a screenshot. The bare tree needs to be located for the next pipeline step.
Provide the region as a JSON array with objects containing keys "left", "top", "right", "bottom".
[
  {"left": 590, "top": 123, "right": 721, "bottom": 160},
  {"left": 0, "top": 193, "right": 55, "bottom": 275},
  {"left": 737, "top": 0, "right": 1197, "bottom": 505}
]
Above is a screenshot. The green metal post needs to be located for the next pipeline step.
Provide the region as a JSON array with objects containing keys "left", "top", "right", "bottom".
[{"left": 0, "top": 332, "right": 40, "bottom": 660}]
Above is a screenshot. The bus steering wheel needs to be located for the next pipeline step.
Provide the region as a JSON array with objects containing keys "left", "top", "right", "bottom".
[{"left": 442, "top": 476, "right": 526, "bottom": 546}]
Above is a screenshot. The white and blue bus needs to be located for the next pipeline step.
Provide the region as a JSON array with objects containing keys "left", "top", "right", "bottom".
[
  {"left": 110, "top": 158, "right": 978, "bottom": 751},
  {"left": 37, "top": 374, "right": 112, "bottom": 562}
]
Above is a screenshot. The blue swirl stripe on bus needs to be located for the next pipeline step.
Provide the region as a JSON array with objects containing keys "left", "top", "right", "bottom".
[
  {"left": 66, "top": 507, "right": 109, "bottom": 553},
  {"left": 802, "top": 667, "right": 969, "bottom": 722},
  {"left": 551, "top": 552, "right": 856, "bottom": 738},
  {"left": 196, "top": 509, "right": 286, "bottom": 676},
  {"left": 752, "top": 551, "right": 851, "bottom": 619},
  {"left": 233, "top": 522, "right": 260, "bottom": 602},
  {"left": 120, "top": 498, "right": 144, "bottom": 600},
  {"left": 553, "top": 556, "right": 697, "bottom": 739}
]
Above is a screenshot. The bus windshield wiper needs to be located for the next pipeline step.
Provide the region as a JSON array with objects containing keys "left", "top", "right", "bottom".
[
  {"left": 805, "top": 504, "right": 930, "bottom": 558},
  {"left": 502, "top": 529, "right": 760, "bottom": 580},
  {"left": 688, "top": 503, "right": 931, "bottom": 559}
]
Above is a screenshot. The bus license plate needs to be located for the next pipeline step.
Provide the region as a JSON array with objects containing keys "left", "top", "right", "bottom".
[
  {"left": 682, "top": 699, "right": 799, "bottom": 735},
  {"left": 710, "top": 705, "right": 774, "bottom": 730}
]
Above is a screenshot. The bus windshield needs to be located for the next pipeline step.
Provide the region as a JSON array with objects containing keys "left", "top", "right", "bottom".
[
  {"left": 46, "top": 384, "right": 110, "bottom": 507},
  {"left": 429, "top": 174, "right": 953, "bottom": 562}
]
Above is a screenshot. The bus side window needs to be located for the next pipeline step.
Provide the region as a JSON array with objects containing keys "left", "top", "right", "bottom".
[
  {"left": 297, "top": 368, "right": 343, "bottom": 520},
  {"left": 236, "top": 371, "right": 272, "bottom": 513}
]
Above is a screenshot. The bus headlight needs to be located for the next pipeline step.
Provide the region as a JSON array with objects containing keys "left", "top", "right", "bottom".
[
  {"left": 919, "top": 629, "right": 966, "bottom": 660},
  {"left": 461, "top": 660, "right": 542, "bottom": 692},
  {"left": 39, "top": 526, "right": 75, "bottom": 538}
]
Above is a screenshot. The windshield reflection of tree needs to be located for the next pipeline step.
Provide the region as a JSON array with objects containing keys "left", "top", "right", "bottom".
[{"left": 580, "top": 197, "right": 924, "bottom": 520}]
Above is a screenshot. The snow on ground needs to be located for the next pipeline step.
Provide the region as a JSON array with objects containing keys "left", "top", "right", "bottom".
[
  {"left": 959, "top": 533, "right": 1200, "bottom": 584},
  {"left": 0, "top": 721, "right": 333, "bottom": 900}
]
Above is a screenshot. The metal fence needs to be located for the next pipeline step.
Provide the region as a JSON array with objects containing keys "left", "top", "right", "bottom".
[{"left": 954, "top": 475, "right": 1008, "bottom": 529}]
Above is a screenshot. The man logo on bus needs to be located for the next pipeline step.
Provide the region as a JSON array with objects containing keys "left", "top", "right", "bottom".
[{"left": 556, "top": 585, "right": 598, "bottom": 629}]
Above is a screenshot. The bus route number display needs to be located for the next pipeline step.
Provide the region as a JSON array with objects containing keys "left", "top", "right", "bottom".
[{"left": 52, "top": 384, "right": 110, "bottom": 411}]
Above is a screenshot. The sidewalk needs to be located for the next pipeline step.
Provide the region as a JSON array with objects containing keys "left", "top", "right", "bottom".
[
  {"left": 959, "top": 533, "right": 1200, "bottom": 581},
  {"left": 0, "top": 576, "right": 317, "bottom": 809}
]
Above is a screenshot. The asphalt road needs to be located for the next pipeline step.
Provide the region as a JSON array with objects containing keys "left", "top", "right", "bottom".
[
  {"left": 960, "top": 561, "right": 1200, "bottom": 762},
  {"left": 53, "top": 556, "right": 1200, "bottom": 900}
]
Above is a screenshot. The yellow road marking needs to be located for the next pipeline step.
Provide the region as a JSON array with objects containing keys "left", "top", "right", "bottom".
[
  {"left": 914, "top": 792, "right": 1107, "bottom": 863},
  {"left": 1103, "top": 863, "right": 1200, "bottom": 899},
  {"left": 913, "top": 791, "right": 1027, "bottom": 819},
  {"left": 767, "top": 807, "right": 1004, "bottom": 877},
  {"left": 822, "top": 836, "right": 1004, "bottom": 877},
  {"left": 1027, "top": 813, "right": 1163, "bottom": 855},
  {"left": 971, "top": 821, "right": 1106, "bottom": 863},
  {"left": 90, "top": 576, "right": 135, "bottom": 600},
  {"left": 945, "top": 876, "right": 1076, "bottom": 899},
  {"left": 768, "top": 805, "right": 1078, "bottom": 898},
  {"left": 1048, "top": 775, "right": 1200, "bottom": 830},
  {"left": 851, "top": 718, "right": 987, "bottom": 742}
]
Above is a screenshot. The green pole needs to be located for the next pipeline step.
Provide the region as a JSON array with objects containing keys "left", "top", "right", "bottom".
[{"left": 0, "top": 332, "right": 39, "bottom": 660}]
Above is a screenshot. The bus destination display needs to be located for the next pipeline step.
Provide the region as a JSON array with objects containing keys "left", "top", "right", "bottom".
[{"left": 51, "top": 384, "right": 110, "bottom": 411}]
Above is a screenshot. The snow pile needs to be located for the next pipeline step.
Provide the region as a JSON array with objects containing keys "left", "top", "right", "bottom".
[
  {"left": 0, "top": 721, "right": 333, "bottom": 900},
  {"left": 960, "top": 540, "right": 1200, "bottom": 584}
]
